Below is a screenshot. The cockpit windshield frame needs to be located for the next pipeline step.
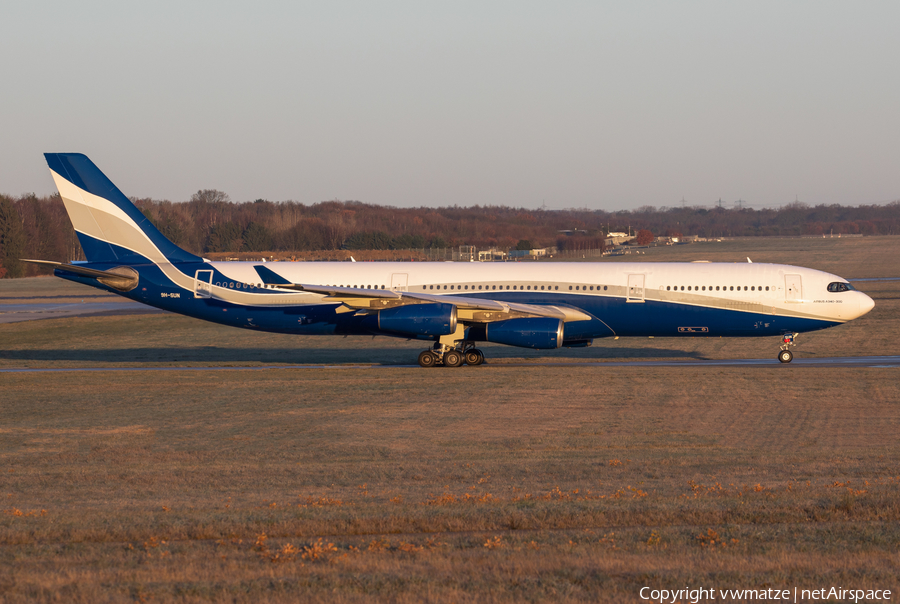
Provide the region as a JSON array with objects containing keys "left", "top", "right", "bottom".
[{"left": 827, "top": 282, "right": 854, "bottom": 293}]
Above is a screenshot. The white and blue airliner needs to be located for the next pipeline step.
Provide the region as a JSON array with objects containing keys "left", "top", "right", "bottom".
[{"left": 26, "top": 153, "right": 874, "bottom": 367}]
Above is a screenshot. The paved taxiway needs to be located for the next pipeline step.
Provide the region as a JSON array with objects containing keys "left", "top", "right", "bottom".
[
  {"left": 0, "top": 301, "right": 162, "bottom": 323},
  {"left": 2, "top": 356, "right": 899, "bottom": 373}
]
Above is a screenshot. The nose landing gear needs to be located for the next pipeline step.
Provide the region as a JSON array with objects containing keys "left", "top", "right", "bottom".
[{"left": 778, "top": 333, "right": 798, "bottom": 363}]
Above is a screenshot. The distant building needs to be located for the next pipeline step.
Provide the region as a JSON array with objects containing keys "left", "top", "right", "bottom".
[
  {"left": 508, "top": 248, "right": 549, "bottom": 259},
  {"left": 478, "top": 249, "right": 507, "bottom": 262},
  {"left": 605, "top": 233, "right": 634, "bottom": 246}
]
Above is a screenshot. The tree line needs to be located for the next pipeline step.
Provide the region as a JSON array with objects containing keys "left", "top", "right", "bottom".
[{"left": 2, "top": 190, "right": 900, "bottom": 278}]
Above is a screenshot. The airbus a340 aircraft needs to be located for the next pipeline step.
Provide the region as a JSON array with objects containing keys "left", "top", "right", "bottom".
[{"left": 27, "top": 153, "right": 874, "bottom": 367}]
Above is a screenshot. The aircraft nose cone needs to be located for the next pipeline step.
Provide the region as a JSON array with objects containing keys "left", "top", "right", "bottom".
[{"left": 857, "top": 292, "right": 875, "bottom": 318}]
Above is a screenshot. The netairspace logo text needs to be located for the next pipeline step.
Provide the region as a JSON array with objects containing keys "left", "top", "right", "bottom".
[{"left": 639, "top": 586, "right": 892, "bottom": 603}]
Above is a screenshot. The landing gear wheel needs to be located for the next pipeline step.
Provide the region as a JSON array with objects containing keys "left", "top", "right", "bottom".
[
  {"left": 464, "top": 349, "right": 485, "bottom": 366},
  {"left": 443, "top": 350, "right": 464, "bottom": 368},
  {"left": 418, "top": 350, "right": 438, "bottom": 368},
  {"left": 778, "top": 349, "right": 793, "bottom": 364}
]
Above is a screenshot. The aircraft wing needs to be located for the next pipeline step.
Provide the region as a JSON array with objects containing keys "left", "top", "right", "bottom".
[
  {"left": 292, "top": 283, "right": 403, "bottom": 300},
  {"left": 253, "top": 265, "right": 590, "bottom": 322}
]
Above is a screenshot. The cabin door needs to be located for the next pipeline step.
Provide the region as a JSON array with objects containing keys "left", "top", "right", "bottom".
[
  {"left": 627, "top": 274, "right": 645, "bottom": 303},
  {"left": 785, "top": 274, "right": 802, "bottom": 302},
  {"left": 391, "top": 273, "right": 408, "bottom": 291},
  {"left": 194, "top": 270, "right": 213, "bottom": 298}
]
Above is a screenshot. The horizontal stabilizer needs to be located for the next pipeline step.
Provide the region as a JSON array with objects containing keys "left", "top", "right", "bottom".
[{"left": 21, "top": 259, "right": 139, "bottom": 292}]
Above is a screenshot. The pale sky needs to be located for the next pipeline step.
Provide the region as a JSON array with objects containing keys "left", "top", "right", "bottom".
[{"left": 2, "top": 1, "right": 898, "bottom": 210}]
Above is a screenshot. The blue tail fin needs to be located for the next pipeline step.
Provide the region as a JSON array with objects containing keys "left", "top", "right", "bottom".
[{"left": 45, "top": 153, "right": 202, "bottom": 265}]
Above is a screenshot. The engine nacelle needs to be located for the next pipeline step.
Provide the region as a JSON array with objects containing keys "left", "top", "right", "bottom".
[
  {"left": 374, "top": 303, "right": 457, "bottom": 337},
  {"left": 484, "top": 317, "right": 563, "bottom": 349}
]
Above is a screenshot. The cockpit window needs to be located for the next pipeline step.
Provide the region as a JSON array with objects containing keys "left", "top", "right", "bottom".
[{"left": 827, "top": 282, "right": 854, "bottom": 293}]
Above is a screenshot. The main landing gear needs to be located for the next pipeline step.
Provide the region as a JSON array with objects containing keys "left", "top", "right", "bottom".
[
  {"left": 778, "top": 333, "right": 798, "bottom": 363},
  {"left": 417, "top": 342, "right": 485, "bottom": 368}
]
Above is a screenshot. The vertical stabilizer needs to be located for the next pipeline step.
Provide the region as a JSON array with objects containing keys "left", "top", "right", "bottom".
[{"left": 45, "top": 153, "right": 202, "bottom": 265}]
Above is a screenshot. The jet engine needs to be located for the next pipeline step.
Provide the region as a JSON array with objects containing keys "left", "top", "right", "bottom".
[
  {"left": 373, "top": 303, "right": 457, "bottom": 337},
  {"left": 482, "top": 317, "right": 563, "bottom": 349}
]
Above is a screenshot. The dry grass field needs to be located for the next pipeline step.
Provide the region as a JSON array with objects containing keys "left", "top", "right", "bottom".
[{"left": 1, "top": 237, "right": 899, "bottom": 603}]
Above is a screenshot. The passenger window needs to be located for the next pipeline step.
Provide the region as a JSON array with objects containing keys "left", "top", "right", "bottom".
[
  {"left": 451, "top": 285, "right": 455, "bottom": 290},
  {"left": 766, "top": 286, "right": 769, "bottom": 291},
  {"left": 569, "top": 286, "right": 573, "bottom": 291},
  {"left": 513, "top": 286, "right": 517, "bottom": 290},
  {"left": 751, "top": 286, "right": 755, "bottom": 291},
  {"left": 603, "top": 286, "right": 607, "bottom": 291},
  {"left": 667, "top": 286, "right": 670, "bottom": 291}
]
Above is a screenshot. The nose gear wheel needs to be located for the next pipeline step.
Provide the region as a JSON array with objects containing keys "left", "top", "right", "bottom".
[{"left": 777, "top": 333, "right": 798, "bottom": 363}]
